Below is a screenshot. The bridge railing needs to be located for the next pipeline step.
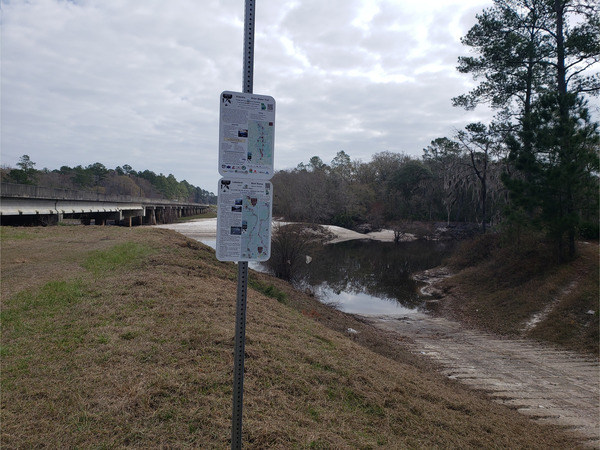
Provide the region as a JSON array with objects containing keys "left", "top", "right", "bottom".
[{"left": 0, "top": 183, "right": 207, "bottom": 207}]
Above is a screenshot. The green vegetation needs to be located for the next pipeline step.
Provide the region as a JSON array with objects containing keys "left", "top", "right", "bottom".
[
  {"left": 0, "top": 226, "right": 583, "bottom": 448},
  {"left": 5, "top": 155, "right": 38, "bottom": 185},
  {"left": 83, "top": 242, "right": 155, "bottom": 277},
  {"left": 456, "top": 0, "right": 599, "bottom": 261},
  {"left": 1, "top": 279, "right": 87, "bottom": 385},
  {"left": 248, "top": 275, "right": 287, "bottom": 303},
  {"left": 0, "top": 227, "right": 35, "bottom": 241}
]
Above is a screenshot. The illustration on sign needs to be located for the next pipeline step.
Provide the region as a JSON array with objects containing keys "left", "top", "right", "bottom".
[
  {"left": 219, "top": 91, "right": 275, "bottom": 179},
  {"left": 216, "top": 179, "right": 273, "bottom": 262}
]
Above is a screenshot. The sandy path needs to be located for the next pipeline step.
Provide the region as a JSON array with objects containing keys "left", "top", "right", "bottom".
[{"left": 359, "top": 312, "right": 600, "bottom": 446}]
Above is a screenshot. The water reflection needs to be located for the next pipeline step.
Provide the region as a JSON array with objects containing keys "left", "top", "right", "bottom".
[{"left": 259, "top": 239, "right": 456, "bottom": 315}]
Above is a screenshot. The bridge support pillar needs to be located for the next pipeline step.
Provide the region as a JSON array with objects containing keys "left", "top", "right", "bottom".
[{"left": 144, "top": 207, "right": 157, "bottom": 225}]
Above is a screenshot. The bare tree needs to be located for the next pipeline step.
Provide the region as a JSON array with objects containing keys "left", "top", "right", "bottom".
[{"left": 266, "top": 223, "right": 334, "bottom": 282}]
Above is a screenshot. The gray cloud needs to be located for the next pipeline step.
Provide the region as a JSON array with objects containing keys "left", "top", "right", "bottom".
[{"left": 2, "top": 0, "right": 554, "bottom": 193}]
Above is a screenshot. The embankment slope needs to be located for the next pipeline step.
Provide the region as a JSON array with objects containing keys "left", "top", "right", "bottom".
[{"left": 0, "top": 225, "right": 585, "bottom": 448}]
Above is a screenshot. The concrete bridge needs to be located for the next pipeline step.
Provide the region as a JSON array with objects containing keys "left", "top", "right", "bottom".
[{"left": 0, "top": 183, "right": 210, "bottom": 226}]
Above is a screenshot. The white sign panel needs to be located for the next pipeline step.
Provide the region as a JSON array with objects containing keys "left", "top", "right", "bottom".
[
  {"left": 219, "top": 91, "right": 275, "bottom": 179},
  {"left": 216, "top": 179, "right": 273, "bottom": 262}
]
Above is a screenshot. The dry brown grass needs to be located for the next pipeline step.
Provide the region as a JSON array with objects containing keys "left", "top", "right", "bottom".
[
  {"left": 1, "top": 225, "right": 585, "bottom": 448},
  {"left": 441, "top": 233, "right": 599, "bottom": 355}
]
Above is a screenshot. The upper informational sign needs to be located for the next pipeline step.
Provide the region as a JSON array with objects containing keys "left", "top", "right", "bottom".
[
  {"left": 219, "top": 91, "right": 275, "bottom": 179},
  {"left": 216, "top": 178, "right": 273, "bottom": 262}
]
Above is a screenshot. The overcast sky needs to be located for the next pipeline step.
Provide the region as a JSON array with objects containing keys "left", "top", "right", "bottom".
[{"left": 0, "top": 0, "right": 530, "bottom": 192}]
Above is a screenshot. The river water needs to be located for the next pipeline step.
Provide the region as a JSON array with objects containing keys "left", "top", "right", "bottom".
[
  {"left": 158, "top": 219, "right": 455, "bottom": 315},
  {"left": 285, "top": 239, "right": 455, "bottom": 314}
]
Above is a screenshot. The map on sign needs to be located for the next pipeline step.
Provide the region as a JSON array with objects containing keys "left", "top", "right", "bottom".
[
  {"left": 219, "top": 91, "right": 275, "bottom": 179},
  {"left": 216, "top": 179, "right": 272, "bottom": 262},
  {"left": 247, "top": 120, "right": 274, "bottom": 168},
  {"left": 240, "top": 193, "right": 271, "bottom": 260}
]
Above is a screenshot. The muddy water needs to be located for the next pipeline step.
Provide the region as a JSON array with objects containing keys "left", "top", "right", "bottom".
[
  {"left": 257, "top": 239, "right": 457, "bottom": 314},
  {"left": 158, "top": 220, "right": 455, "bottom": 315}
]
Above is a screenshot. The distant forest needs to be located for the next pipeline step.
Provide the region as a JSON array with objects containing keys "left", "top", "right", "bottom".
[
  {"left": 1, "top": 156, "right": 217, "bottom": 204},
  {"left": 271, "top": 143, "right": 598, "bottom": 241}
]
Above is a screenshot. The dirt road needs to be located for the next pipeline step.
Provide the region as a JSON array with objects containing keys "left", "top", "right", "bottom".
[{"left": 360, "top": 311, "right": 600, "bottom": 446}]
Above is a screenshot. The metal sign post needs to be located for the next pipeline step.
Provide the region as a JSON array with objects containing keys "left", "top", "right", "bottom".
[
  {"left": 242, "top": 0, "right": 255, "bottom": 95},
  {"left": 231, "top": 1, "right": 254, "bottom": 448},
  {"left": 231, "top": 261, "right": 248, "bottom": 449}
]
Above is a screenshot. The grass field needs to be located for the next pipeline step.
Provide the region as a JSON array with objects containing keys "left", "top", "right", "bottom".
[{"left": 0, "top": 225, "right": 586, "bottom": 448}]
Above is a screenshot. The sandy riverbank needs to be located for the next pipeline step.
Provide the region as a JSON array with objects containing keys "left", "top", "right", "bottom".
[{"left": 157, "top": 218, "right": 415, "bottom": 243}]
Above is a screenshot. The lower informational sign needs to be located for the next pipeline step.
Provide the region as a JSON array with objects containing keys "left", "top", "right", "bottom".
[{"left": 216, "top": 178, "right": 273, "bottom": 262}]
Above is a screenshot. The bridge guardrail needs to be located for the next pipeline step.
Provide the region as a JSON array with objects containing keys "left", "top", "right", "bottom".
[{"left": 0, "top": 183, "right": 207, "bottom": 207}]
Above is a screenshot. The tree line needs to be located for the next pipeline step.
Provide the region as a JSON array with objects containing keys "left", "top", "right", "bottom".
[
  {"left": 1, "top": 156, "right": 217, "bottom": 204},
  {"left": 274, "top": 0, "right": 599, "bottom": 262},
  {"left": 272, "top": 148, "right": 510, "bottom": 230}
]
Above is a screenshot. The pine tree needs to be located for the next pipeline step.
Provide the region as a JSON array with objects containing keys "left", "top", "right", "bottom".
[{"left": 456, "top": 0, "right": 600, "bottom": 260}]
